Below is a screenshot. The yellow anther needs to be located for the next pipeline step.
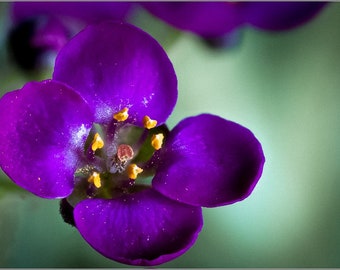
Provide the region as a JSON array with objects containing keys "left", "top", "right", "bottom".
[
  {"left": 127, "top": 164, "right": 143, "bottom": 180},
  {"left": 151, "top": 133, "right": 164, "bottom": 150},
  {"left": 88, "top": 172, "right": 101, "bottom": 188},
  {"left": 143, "top": 115, "right": 157, "bottom": 129},
  {"left": 91, "top": 133, "right": 104, "bottom": 152},
  {"left": 113, "top": 107, "right": 129, "bottom": 122}
]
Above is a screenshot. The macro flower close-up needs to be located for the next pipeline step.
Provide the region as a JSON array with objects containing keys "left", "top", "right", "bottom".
[
  {"left": 1, "top": 1, "right": 339, "bottom": 268},
  {"left": 0, "top": 21, "right": 264, "bottom": 266}
]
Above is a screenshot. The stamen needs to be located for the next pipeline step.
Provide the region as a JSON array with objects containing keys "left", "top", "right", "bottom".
[
  {"left": 127, "top": 164, "right": 143, "bottom": 180},
  {"left": 151, "top": 133, "right": 164, "bottom": 150},
  {"left": 91, "top": 133, "right": 104, "bottom": 152},
  {"left": 143, "top": 115, "right": 157, "bottom": 129},
  {"left": 113, "top": 107, "right": 129, "bottom": 122},
  {"left": 117, "top": 144, "right": 134, "bottom": 162},
  {"left": 88, "top": 172, "right": 101, "bottom": 188}
]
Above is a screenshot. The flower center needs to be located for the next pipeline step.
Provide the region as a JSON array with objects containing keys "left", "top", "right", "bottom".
[{"left": 67, "top": 108, "right": 167, "bottom": 206}]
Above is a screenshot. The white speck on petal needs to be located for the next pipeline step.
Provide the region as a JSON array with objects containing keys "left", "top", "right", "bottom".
[
  {"left": 142, "top": 93, "right": 155, "bottom": 107},
  {"left": 71, "top": 124, "right": 90, "bottom": 145},
  {"left": 142, "top": 97, "right": 148, "bottom": 107},
  {"left": 95, "top": 102, "right": 113, "bottom": 121}
]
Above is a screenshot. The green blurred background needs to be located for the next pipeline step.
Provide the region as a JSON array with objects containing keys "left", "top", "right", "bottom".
[{"left": 0, "top": 2, "right": 339, "bottom": 267}]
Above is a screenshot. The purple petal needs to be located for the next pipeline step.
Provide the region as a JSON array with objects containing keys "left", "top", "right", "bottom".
[
  {"left": 241, "top": 2, "right": 328, "bottom": 31},
  {"left": 0, "top": 80, "right": 93, "bottom": 198},
  {"left": 142, "top": 2, "right": 243, "bottom": 38},
  {"left": 53, "top": 22, "right": 177, "bottom": 126},
  {"left": 11, "top": 2, "right": 132, "bottom": 24},
  {"left": 153, "top": 114, "right": 265, "bottom": 207},
  {"left": 74, "top": 188, "right": 203, "bottom": 266}
]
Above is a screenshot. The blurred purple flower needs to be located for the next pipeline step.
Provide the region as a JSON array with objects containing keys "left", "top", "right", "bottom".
[
  {"left": 11, "top": 2, "right": 132, "bottom": 24},
  {"left": 8, "top": 2, "right": 132, "bottom": 70},
  {"left": 142, "top": 2, "right": 328, "bottom": 38},
  {"left": 7, "top": 2, "right": 328, "bottom": 69},
  {"left": 0, "top": 22, "right": 265, "bottom": 265}
]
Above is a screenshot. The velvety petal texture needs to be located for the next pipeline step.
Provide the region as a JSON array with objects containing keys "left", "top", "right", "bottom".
[
  {"left": 11, "top": 2, "right": 131, "bottom": 24},
  {"left": 142, "top": 2, "right": 243, "bottom": 38},
  {"left": 153, "top": 114, "right": 265, "bottom": 207},
  {"left": 241, "top": 2, "right": 328, "bottom": 31},
  {"left": 0, "top": 80, "right": 93, "bottom": 198},
  {"left": 53, "top": 22, "right": 177, "bottom": 126},
  {"left": 74, "top": 188, "right": 203, "bottom": 266}
]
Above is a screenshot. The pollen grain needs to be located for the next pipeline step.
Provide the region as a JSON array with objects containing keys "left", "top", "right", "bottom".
[
  {"left": 113, "top": 107, "right": 129, "bottom": 122},
  {"left": 143, "top": 115, "right": 157, "bottom": 129},
  {"left": 91, "top": 133, "right": 104, "bottom": 152},
  {"left": 88, "top": 172, "right": 101, "bottom": 188},
  {"left": 127, "top": 164, "right": 143, "bottom": 180},
  {"left": 151, "top": 133, "right": 164, "bottom": 150}
]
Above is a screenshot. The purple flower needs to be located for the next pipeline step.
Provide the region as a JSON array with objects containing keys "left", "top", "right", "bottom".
[
  {"left": 142, "top": 2, "right": 328, "bottom": 37},
  {"left": 0, "top": 22, "right": 265, "bottom": 265},
  {"left": 8, "top": 2, "right": 328, "bottom": 70},
  {"left": 8, "top": 2, "right": 132, "bottom": 70},
  {"left": 11, "top": 2, "right": 132, "bottom": 24}
]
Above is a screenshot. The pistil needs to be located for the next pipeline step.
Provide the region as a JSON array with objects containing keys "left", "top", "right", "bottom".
[{"left": 75, "top": 109, "right": 165, "bottom": 200}]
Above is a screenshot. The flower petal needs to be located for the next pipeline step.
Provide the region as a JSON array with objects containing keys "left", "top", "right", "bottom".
[
  {"left": 241, "top": 2, "right": 328, "bottom": 31},
  {"left": 142, "top": 2, "right": 243, "bottom": 38},
  {"left": 74, "top": 188, "right": 203, "bottom": 266},
  {"left": 153, "top": 114, "right": 265, "bottom": 207},
  {"left": 53, "top": 22, "right": 177, "bottom": 126},
  {"left": 0, "top": 80, "right": 94, "bottom": 198}
]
